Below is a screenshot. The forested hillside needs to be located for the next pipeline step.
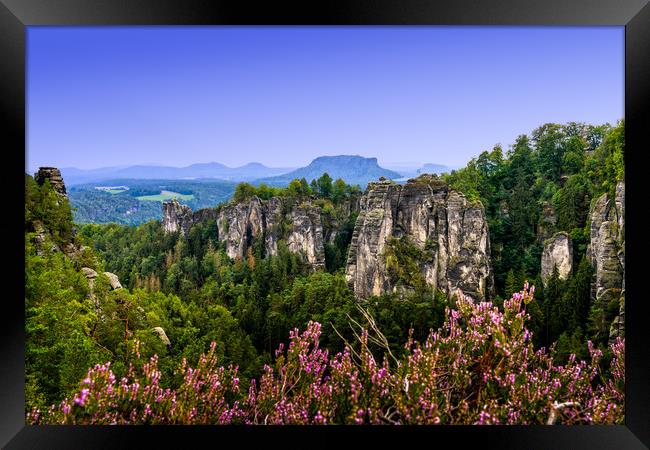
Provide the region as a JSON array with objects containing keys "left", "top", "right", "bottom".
[
  {"left": 25, "top": 120, "right": 625, "bottom": 425},
  {"left": 442, "top": 120, "right": 624, "bottom": 356},
  {"left": 69, "top": 179, "right": 237, "bottom": 225}
]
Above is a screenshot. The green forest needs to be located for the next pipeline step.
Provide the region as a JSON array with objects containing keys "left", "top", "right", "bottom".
[
  {"left": 25, "top": 120, "right": 625, "bottom": 425},
  {"left": 69, "top": 179, "right": 237, "bottom": 225}
]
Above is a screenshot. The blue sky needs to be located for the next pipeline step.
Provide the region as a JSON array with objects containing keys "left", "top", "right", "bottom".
[{"left": 26, "top": 26, "right": 623, "bottom": 171}]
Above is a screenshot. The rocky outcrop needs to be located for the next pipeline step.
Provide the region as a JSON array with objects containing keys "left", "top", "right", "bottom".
[
  {"left": 587, "top": 181, "right": 625, "bottom": 342},
  {"left": 81, "top": 267, "right": 99, "bottom": 306},
  {"left": 284, "top": 205, "right": 326, "bottom": 267},
  {"left": 217, "top": 197, "right": 325, "bottom": 269},
  {"left": 104, "top": 272, "right": 123, "bottom": 290},
  {"left": 35, "top": 167, "right": 67, "bottom": 197},
  {"left": 81, "top": 267, "right": 98, "bottom": 278},
  {"left": 163, "top": 195, "right": 327, "bottom": 269},
  {"left": 162, "top": 200, "right": 194, "bottom": 235},
  {"left": 541, "top": 232, "right": 573, "bottom": 283},
  {"left": 345, "top": 176, "right": 492, "bottom": 300},
  {"left": 588, "top": 183, "right": 625, "bottom": 304},
  {"left": 162, "top": 199, "right": 220, "bottom": 237},
  {"left": 153, "top": 327, "right": 172, "bottom": 350}
]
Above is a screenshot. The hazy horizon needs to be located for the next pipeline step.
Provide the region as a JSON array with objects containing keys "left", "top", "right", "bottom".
[
  {"left": 26, "top": 155, "right": 457, "bottom": 174},
  {"left": 27, "top": 26, "right": 623, "bottom": 171}
]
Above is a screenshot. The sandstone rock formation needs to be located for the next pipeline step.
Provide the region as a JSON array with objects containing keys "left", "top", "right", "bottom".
[
  {"left": 81, "top": 267, "right": 98, "bottom": 279},
  {"left": 30, "top": 167, "right": 87, "bottom": 259},
  {"left": 162, "top": 199, "right": 195, "bottom": 236},
  {"left": 81, "top": 267, "right": 99, "bottom": 306},
  {"left": 35, "top": 167, "right": 67, "bottom": 197},
  {"left": 163, "top": 196, "right": 327, "bottom": 269},
  {"left": 587, "top": 181, "right": 625, "bottom": 342},
  {"left": 162, "top": 199, "right": 220, "bottom": 237},
  {"left": 345, "top": 176, "right": 493, "bottom": 300},
  {"left": 153, "top": 327, "right": 172, "bottom": 350},
  {"left": 104, "top": 272, "right": 123, "bottom": 290},
  {"left": 541, "top": 232, "right": 573, "bottom": 283},
  {"left": 216, "top": 197, "right": 326, "bottom": 269},
  {"left": 284, "top": 205, "right": 326, "bottom": 268}
]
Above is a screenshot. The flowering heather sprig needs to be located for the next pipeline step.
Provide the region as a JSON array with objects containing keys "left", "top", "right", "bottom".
[
  {"left": 29, "top": 284, "right": 625, "bottom": 425},
  {"left": 28, "top": 344, "right": 244, "bottom": 424}
]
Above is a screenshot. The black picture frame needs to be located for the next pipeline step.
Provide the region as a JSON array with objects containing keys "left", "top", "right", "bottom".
[{"left": 2, "top": 0, "right": 648, "bottom": 448}]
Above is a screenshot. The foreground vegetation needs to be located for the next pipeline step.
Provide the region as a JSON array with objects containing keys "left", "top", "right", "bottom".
[{"left": 28, "top": 285, "right": 624, "bottom": 425}]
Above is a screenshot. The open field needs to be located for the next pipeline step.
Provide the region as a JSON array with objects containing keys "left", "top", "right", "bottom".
[{"left": 136, "top": 190, "right": 195, "bottom": 202}]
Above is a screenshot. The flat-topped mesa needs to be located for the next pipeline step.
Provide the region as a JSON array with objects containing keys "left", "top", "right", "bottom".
[
  {"left": 345, "top": 175, "right": 493, "bottom": 301},
  {"left": 35, "top": 167, "right": 67, "bottom": 197},
  {"left": 217, "top": 196, "right": 326, "bottom": 270}
]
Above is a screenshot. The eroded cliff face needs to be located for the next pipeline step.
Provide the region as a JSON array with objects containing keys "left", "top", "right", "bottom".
[
  {"left": 162, "top": 200, "right": 195, "bottom": 235},
  {"left": 216, "top": 197, "right": 326, "bottom": 269},
  {"left": 35, "top": 167, "right": 67, "bottom": 197},
  {"left": 162, "top": 199, "right": 221, "bottom": 238},
  {"left": 541, "top": 232, "right": 573, "bottom": 283},
  {"left": 164, "top": 196, "right": 327, "bottom": 269},
  {"left": 345, "top": 177, "right": 493, "bottom": 300},
  {"left": 587, "top": 181, "right": 625, "bottom": 343}
]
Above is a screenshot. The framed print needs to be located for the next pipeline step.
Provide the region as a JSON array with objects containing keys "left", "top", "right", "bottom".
[{"left": 2, "top": 0, "right": 649, "bottom": 448}]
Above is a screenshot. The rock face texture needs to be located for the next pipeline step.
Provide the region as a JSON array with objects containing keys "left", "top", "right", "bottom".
[
  {"left": 216, "top": 197, "right": 326, "bottom": 269},
  {"left": 35, "top": 167, "right": 67, "bottom": 197},
  {"left": 30, "top": 168, "right": 82, "bottom": 256},
  {"left": 81, "top": 267, "right": 99, "bottom": 306},
  {"left": 104, "top": 272, "right": 123, "bottom": 290},
  {"left": 163, "top": 196, "right": 327, "bottom": 269},
  {"left": 541, "top": 232, "right": 573, "bottom": 283},
  {"left": 153, "top": 327, "right": 172, "bottom": 350},
  {"left": 588, "top": 183, "right": 625, "bottom": 305},
  {"left": 162, "top": 200, "right": 195, "bottom": 236},
  {"left": 284, "top": 205, "right": 326, "bottom": 268},
  {"left": 345, "top": 177, "right": 493, "bottom": 300},
  {"left": 587, "top": 181, "right": 625, "bottom": 342},
  {"left": 162, "top": 199, "right": 220, "bottom": 236}
]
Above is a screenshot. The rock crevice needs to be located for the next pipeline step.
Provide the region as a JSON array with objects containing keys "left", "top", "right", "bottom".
[
  {"left": 587, "top": 181, "right": 625, "bottom": 343},
  {"left": 216, "top": 197, "right": 326, "bottom": 269},
  {"left": 164, "top": 197, "right": 327, "bottom": 269},
  {"left": 345, "top": 177, "right": 493, "bottom": 300}
]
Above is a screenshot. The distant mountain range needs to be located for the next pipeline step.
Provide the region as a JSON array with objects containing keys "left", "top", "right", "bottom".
[
  {"left": 57, "top": 162, "right": 295, "bottom": 186},
  {"left": 43, "top": 156, "right": 450, "bottom": 187},
  {"left": 256, "top": 155, "right": 402, "bottom": 187}
]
